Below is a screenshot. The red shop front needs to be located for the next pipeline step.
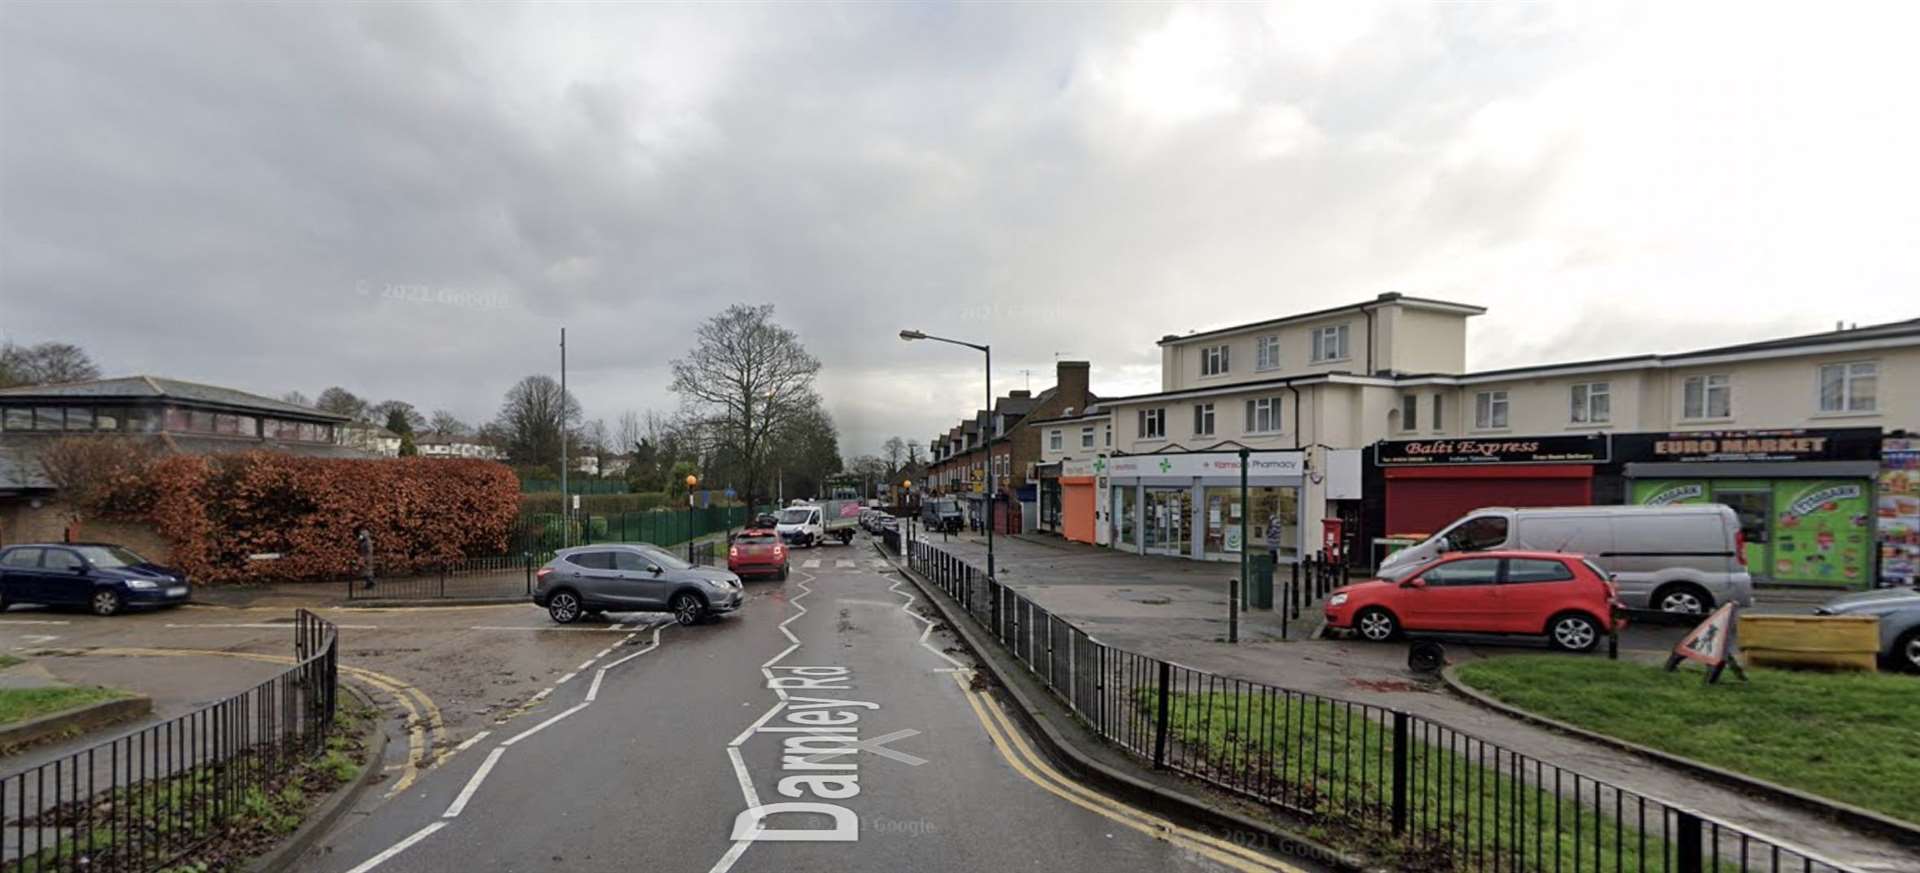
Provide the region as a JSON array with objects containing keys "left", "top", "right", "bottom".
[{"left": 1375, "top": 435, "right": 1613, "bottom": 539}]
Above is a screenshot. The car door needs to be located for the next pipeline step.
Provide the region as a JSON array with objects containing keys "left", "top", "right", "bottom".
[
  {"left": 564, "top": 551, "right": 625, "bottom": 608},
  {"left": 611, "top": 550, "right": 670, "bottom": 608},
  {"left": 1496, "top": 557, "right": 1579, "bottom": 633},
  {"left": 1403, "top": 557, "right": 1504, "bottom": 632},
  {"left": 0, "top": 548, "right": 46, "bottom": 605},
  {"left": 37, "top": 548, "right": 92, "bottom": 606}
]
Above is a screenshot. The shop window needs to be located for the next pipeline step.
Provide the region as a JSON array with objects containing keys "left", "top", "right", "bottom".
[
  {"left": 1256, "top": 335, "right": 1281, "bottom": 371},
  {"left": 1311, "top": 324, "right": 1350, "bottom": 362},
  {"left": 1200, "top": 344, "right": 1230, "bottom": 377},
  {"left": 1818, "top": 361, "right": 1876, "bottom": 413},
  {"left": 1474, "top": 391, "right": 1509, "bottom": 430},
  {"left": 1245, "top": 396, "right": 1282, "bottom": 434},
  {"left": 1139, "top": 408, "right": 1165, "bottom": 440},
  {"left": 1571, "top": 382, "right": 1610, "bottom": 424},
  {"left": 1080, "top": 426, "right": 1095, "bottom": 449},
  {"left": 1682, "top": 374, "right": 1731, "bottom": 419},
  {"left": 1049, "top": 429, "right": 1062, "bottom": 451},
  {"left": 1399, "top": 395, "right": 1417, "bottom": 432},
  {"left": 1193, "top": 403, "right": 1214, "bottom": 436}
]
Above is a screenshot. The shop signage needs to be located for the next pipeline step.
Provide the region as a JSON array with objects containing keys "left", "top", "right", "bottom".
[
  {"left": 1640, "top": 482, "right": 1705, "bottom": 505},
  {"left": 1061, "top": 459, "right": 1099, "bottom": 478},
  {"left": 1374, "top": 434, "right": 1609, "bottom": 466},
  {"left": 1106, "top": 451, "right": 1304, "bottom": 479},
  {"left": 1617, "top": 428, "right": 1882, "bottom": 463}
]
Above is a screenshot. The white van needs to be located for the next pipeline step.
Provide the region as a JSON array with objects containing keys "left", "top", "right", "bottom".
[{"left": 1377, "top": 505, "right": 1754, "bottom": 615}]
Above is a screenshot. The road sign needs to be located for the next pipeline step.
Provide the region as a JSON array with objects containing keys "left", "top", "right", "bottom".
[{"left": 1666, "top": 603, "right": 1747, "bottom": 683}]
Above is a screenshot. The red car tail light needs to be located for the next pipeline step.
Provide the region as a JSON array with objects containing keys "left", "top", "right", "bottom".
[
  {"left": 536, "top": 567, "right": 552, "bottom": 581},
  {"left": 1734, "top": 529, "right": 1748, "bottom": 566}
]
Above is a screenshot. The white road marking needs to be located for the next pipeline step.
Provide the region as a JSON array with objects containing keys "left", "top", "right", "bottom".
[
  {"left": 0, "top": 620, "right": 71, "bottom": 626},
  {"left": 526, "top": 688, "right": 552, "bottom": 703},
  {"left": 835, "top": 559, "right": 856, "bottom": 568},
  {"left": 713, "top": 569, "right": 817, "bottom": 873},
  {"left": 166, "top": 622, "right": 382, "bottom": 630},
  {"left": 342, "top": 821, "right": 446, "bottom": 873},
  {"left": 706, "top": 837, "right": 754, "bottom": 873},
  {"left": 556, "top": 672, "right": 577, "bottom": 685},
  {"left": 889, "top": 575, "right": 968, "bottom": 669},
  {"left": 585, "top": 669, "right": 607, "bottom": 702},
  {"left": 467, "top": 625, "right": 635, "bottom": 632},
  {"left": 729, "top": 701, "right": 786, "bottom": 746},
  {"left": 442, "top": 747, "right": 505, "bottom": 818},
  {"left": 452, "top": 731, "right": 491, "bottom": 753},
  {"left": 501, "top": 702, "right": 590, "bottom": 747}
]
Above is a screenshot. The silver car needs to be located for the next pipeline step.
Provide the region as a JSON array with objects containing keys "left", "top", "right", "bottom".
[
  {"left": 533, "top": 543, "right": 744, "bottom": 626},
  {"left": 1815, "top": 587, "right": 1920, "bottom": 673}
]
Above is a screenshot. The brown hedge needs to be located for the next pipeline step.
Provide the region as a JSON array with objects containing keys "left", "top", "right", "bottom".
[{"left": 126, "top": 452, "right": 520, "bottom": 584}]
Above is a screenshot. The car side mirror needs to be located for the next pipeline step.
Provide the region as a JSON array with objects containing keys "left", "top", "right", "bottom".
[
  {"left": 649, "top": 566, "right": 663, "bottom": 576},
  {"left": 1402, "top": 577, "right": 1427, "bottom": 589}
]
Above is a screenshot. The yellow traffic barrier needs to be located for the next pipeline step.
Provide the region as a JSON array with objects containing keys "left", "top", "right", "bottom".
[{"left": 1737, "top": 613, "right": 1881, "bottom": 671}]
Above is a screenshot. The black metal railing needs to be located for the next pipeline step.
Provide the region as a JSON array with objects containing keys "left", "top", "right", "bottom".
[
  {"left": 904, "top": 539, "right": 1850, "bottom": 873},
  {"left": 345, "top": 552, "right": 537, "bottom": 602},
  {"left": 1, "top": 610, "right": 340, "bottom": 873}
]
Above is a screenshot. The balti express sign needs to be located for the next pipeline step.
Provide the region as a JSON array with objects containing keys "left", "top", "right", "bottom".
[{"left": 1375, "top": 434, "right": 1610, "bottom": 466}]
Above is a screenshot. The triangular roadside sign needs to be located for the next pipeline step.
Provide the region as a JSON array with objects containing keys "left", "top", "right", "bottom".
[{"left": 1665, "top": 603, "right": 1747, "bottom": 683}]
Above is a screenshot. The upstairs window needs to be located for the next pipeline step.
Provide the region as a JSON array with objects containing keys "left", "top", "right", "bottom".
[
  {"left": 1255, "top": 335, "right": 1281, "bottom": 371},
  {"left": 1245, "top": 396, "right": 1282, "bottom": 433},
  {"left": 1399, "top": 395, "right": 1417, "bottom": 432},
  {"left": 1431, "top": 394, "right": 1444, "bottom": 431},
  {"left": 1048, "top": 429, "right": 1062, "bottom": 451},
  {"left": 1193, "top": 403, "right": 1215, "bottom": 436},
  {"left": 1310, "top": 324, "right": 1350, "bottom": 362},
  {"left": 1818, "top": 362, "right": 1876, "bottom": 413},
  {"left": 1138, "top": 408, "right": 1166, "bottom": 440},
  {"left": 1200, "top": 344, "right": 1230, "bottom": 377},
  {"left": 1682, "top": 374, "right": 1731, "bottom": 419},
  {"left": 1474, "top": 391, "right": 1509, "bottom": 430},
  {"left": 1570, "top": 382, "right": 1611, "bottom": 424},
  {"left": 1080, "top": 426, "right": 1095, "bottom": 448}
]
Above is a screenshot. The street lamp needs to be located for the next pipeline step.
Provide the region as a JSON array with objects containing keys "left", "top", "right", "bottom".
[
  {"left": 686, "top": 474, "right": 699, "bottom": 562},
  {"left": 900, "top": 329, "right": 995, "bottom": 580}
]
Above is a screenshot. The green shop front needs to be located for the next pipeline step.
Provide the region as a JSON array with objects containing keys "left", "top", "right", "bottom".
[{"left": 1615, "top": 428, "right": 1884, "bottom": 589}]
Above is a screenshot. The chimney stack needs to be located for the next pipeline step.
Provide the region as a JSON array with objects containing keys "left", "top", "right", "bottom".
[{"left": 1056, "top": 360, "right": 1091, "bottom": 408}]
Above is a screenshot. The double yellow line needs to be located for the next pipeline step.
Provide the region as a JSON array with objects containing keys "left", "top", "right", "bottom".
[{"left": 954, "top": 671, "right": 1305, "bottom": 873}]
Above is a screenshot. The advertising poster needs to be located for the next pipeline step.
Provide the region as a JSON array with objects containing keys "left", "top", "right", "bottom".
[
  {"left": 1880, "top": 438, "right": 1919, "bottom": 586},
  {"left": 1631, "top": 480, "right": 1709, "bottom": 506},
  {"left": 1771, "top": 480, "right": 1871, "bottom": 586}
]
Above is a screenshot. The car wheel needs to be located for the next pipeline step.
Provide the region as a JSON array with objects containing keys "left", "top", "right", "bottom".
[
  {"left": 1548, "top": 612, "right": 1601, "bottom": 653},
  {"left": 91, "top": 589, "right": 123, "bottom": 617},
  {"left": 1354, "top": 608, "right": 1398, "bottom": 642},
  {"left": 1895, "top": 629, "right": 1920, "bottom": 675},
  {"left": 547, "top": 590, "right": 583, "bottom": 624},
  {"left": 778, "top": 563, "right": 789, "bottom": 581},
  {"left": 671, "top": 592, "right": 707, "bottom": 626},
  {"left": 1654, "top": 584, "right": 1713, "bottom": 616}
]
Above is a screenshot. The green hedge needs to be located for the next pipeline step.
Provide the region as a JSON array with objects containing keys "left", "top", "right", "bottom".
[{"left": 520, "top": 492, "right": 671, "bottom": 516}]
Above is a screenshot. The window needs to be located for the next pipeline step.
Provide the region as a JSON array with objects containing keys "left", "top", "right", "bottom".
[
  {"left": 1447, "top": 515, "right": 1510, "bottom": 551},
  {"left": 1193, "top": 403, "right": 1214, "bottom": 436},
  {"left": 215, "top": 413, "right": 242, "bottom": 435},
  {"left": 35, "top": 407, "right": 63, "bottom": 431},
  {"left": 1200, "top": 344, "right": 1229, "bottom": 377},
  {"left": 1504, "top": 558, "right": 1576, "bottom": 584},
  {"left": 612, "top": 551, "right": 657, "bottom": 573},
  {"left": 63, "top": 408, "right": 93, "bottom": 431},
  {"left": 1255, "top": 335, "right": 1281, "bottom": 371},
  {"left": 1818, "top": 361, "right": 1877, "bottom": 413},
  {"left": 0, "top": 548, "right": 42, "bottom": 569},
  {"left": 1570, "top": 382, "right": 1610, "bottom": 424},
  {"left": 1310, "top": 324, "right": 1350, "bottom": 362},
  {"left": 1104, "top": 427, "right": 1112, "bottom": 447},
  {"left": 1048, "top": 429, "right": 1062, "bottom": 451},
  {"left": 95, "top": 408, "right": 120, "bottom": 431},
  {"left": 2, "top": 407, "right": 30, "bottom": 431},
  {"left": 1080, "top": 426, "right": 1095, "bottom": 449},
  {"left": 1399, "top": 395, "right": 1417, "bottom": 432},
  {"left": 41, "top": 549, "right": 83, "bottom": 572},
  {"left": 1139, "top": 408, "right": 1165, "bottom": 439},
  {"left": 1473, "top": 391, "right": 1509, "bottom": 429},
  {"left": 1245, "top": 396, "right": 1282, "bottom": 433},
  {"left": 1682, "top": 374, "right": 1731, "bottom": 419},
  {"left": 1419, "top": 558, "right": 1502, "bottom": 587},
  {"left": 1431, "top": 394, "right": 1443, "bottom": 431}
]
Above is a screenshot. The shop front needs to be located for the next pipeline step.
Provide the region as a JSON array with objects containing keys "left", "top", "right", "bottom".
[
  {"left": 1034, "top": 462, "right": 1062, "bottom": 535},
  {"left": 1617, "top": 428, "right": 1884, "bottom": 589},
  {"left": 1106, "top": 450, "right": 1305, "bottom": 562},
  {"left": 1374, "top": 435, "right": 1612, "bottom": 540},
  {"left": 1058, "top": 458, "right": 1098, "bottom": 544}
]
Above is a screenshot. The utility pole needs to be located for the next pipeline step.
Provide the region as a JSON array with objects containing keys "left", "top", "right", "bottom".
[{"left": 559, "top": 327, "right": 569, "bottom": 547}]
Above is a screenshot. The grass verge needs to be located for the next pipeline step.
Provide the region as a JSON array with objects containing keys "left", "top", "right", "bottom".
[
  {"left": 1455, "top": 655, "right": 1920, "bottom": 825},
  {"left": 0, "top": 685, "right": 129, "bottom": 727}
]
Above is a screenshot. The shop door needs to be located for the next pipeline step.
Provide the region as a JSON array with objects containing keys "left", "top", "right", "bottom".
[
  {"left": 1708, "top": 481, "right": 1772, "bottom": 573},
  {"left": 1145, "top": 488, "right": 1188, "bottom": 556},
  {"left": 1114, "top": 487, "right": 1137, "bottom": 549}
]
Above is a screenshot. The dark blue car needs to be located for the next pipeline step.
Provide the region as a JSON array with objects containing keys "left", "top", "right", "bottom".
[{"left": 0, "top": 543, "right": 192, "bottom": 616}]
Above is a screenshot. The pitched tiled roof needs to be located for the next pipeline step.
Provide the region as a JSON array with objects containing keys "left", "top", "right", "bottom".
[{"left": 0, "top": 376, "right": 347, "bottom": 421}]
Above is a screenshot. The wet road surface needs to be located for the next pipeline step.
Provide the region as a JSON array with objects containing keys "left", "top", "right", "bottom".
[{"left": 290, "top": 552, "right": 1313, "bottom": 873}]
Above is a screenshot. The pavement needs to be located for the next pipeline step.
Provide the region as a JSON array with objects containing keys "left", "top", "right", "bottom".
[{"left": 915, "top": 530, "right": 1917, "bottom": 873}]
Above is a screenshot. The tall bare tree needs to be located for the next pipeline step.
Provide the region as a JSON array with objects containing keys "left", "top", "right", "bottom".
[
  {"left": 428, "top": 409, "right": 469, "bottom": 436},
  {"left": 669, "top": 304, "right": 822, "bottom": 507},
  {"left": 315, "top": 386, "right": 368, "bottom": 421},
  {"left": 495, "top": 374, "right": 581, "bottom": 470},
  {"left": 882, "top": 436, "right": 907, "bottom": 476},
  {"left": 281, "top": 390, "right": 312, "bottom": 408},
  {"left": 0, "top": 341, "right": 101, "bottom": 388}
]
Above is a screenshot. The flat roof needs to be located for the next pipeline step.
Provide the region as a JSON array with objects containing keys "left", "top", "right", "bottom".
[{"left": 1158, "top": 293, "right": 1485, "bottom": 347}]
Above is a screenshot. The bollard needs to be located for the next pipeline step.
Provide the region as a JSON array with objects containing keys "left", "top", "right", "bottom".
[{"left": 1227, "top": 577, "right": 1240, "bottom": 643}]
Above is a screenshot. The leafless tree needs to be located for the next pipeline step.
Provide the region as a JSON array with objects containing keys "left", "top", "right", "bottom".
[
  {"left": 882, "top": 436, "right": 907, "bottom": 475},
  {"left": 38, "top": 436, "right": 161, "bottom": 525},
  {"left": 315, "top": 386, "right": 368, "bottom": 421},
  {"left": 281, "top": 390, "right": 313, "bottom": 408},
  {"left": 670, "top": 304, "right": 822, "bottom": 507},
  {"left": 495, "top": 374, "right": 581, "bottom": 469},
  {"left": 428, "top": 409, "right": 469, "bottom": 436},
  {"left": 0, "top": 341, "right": 101, "bottom": 388}
]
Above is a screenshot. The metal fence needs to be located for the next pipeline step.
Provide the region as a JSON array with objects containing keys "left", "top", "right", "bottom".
[
  {"left": 1, "top": 610, "right": 340, "bottom": 873},
  {"left": 905, "top": 539, "right": 1851, "bottom": 873},
  {"left": 345, "top": 554, "right": 537, "bottom": 602}
]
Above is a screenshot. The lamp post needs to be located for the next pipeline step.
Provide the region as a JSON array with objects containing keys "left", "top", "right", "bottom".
[
  {"left": 903, "top": 479, "right": 913, "bottom": 549},
  {"left": 900, "top": 329, "right": 995, "bottom": 580},
  {"left": 686, "top": 473, "right": 699, "bottom": 563}
]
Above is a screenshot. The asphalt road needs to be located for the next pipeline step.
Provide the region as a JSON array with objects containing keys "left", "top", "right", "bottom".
[{"left": 291, "top": 549, "right": 1313, "bottom": 873}]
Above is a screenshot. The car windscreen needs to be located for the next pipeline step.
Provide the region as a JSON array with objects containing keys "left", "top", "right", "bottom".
[
  {"left": 736, "top": 534, "right": 778, "bottom": 545},
  {"left": 74, "top": 545, "right": 148, "bottom": 568},
  {"left": 777, "top": 508, "right": 812, "bottom": 524},
  {"left": 636, "top": 544, "right": 692, "bottom": 571}
]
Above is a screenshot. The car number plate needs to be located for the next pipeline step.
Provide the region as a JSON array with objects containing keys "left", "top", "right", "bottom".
[{"left": 166, "top": 586, "right": 188, "bottom": 597}]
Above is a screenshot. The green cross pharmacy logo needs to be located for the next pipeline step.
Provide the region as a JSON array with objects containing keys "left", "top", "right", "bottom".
[
  {"left": 1092, "top": 458, "right": 1106, "bottom": 473},
  {"left": 1158, "top": 458, "right": 1173, "bottom": 473}
]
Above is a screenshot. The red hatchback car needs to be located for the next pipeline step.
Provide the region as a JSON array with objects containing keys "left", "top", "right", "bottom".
[
  {"left": 1323, "top": 551, "right": 1621, "bottom": 653},
  {"left": 728, "top": 529, "right": 790, "bottom": 580}
]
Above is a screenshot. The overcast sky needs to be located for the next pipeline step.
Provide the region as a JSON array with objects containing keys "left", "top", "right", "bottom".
[{"left": 3, "top": 2, "right": 1915, "bottom": 457}]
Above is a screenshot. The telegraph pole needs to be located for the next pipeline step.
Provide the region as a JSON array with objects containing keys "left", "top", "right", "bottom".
[{"left": 559, "top": 327, "right": 569, "bottom": 547}]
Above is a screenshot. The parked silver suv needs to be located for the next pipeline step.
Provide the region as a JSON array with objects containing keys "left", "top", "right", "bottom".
[{"left": 534, "top": 544, "right": 743, "bottom": 626}]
